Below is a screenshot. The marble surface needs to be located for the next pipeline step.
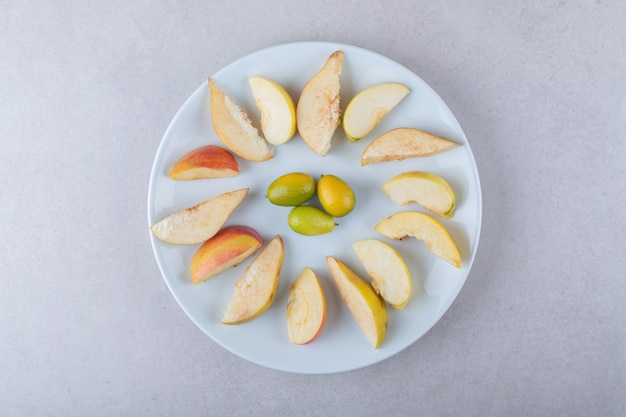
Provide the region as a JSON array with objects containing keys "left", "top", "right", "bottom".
[{"left": 2, "top": 1, "right": 625, "bottom": 415}]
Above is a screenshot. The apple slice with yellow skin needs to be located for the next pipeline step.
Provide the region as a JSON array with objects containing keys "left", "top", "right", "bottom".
[
  {"left": 169, "top": 145, "right": 239, "bottom": 180},
  {"left": 150, "top": 188, "right": 249, "bottom": 245},
  {"left": 382, "top": 171, "right": 456, "bottom": 217},
  {"left": 361, "top": 128, "right": 460, "bottom": 166},
  {"left": 353, "top": 239, "right": 412, "bottom": 310},
  {"left": 249, "top": 76, "right": 297, "bottom": 146},
  {"left": 296, "top": 50, "right": 344, "bottom": 156},
  {"left": 375, "top": 212, "right": 462, "bottom": 268},
  {"left": 208, "top": 78, "right": 273, "bottom": 162},
  {"left": 190, "top": 225, "right": 263, "bottom": 285},
  {"left": 222, "top": 235, "right": 284, "bottom": 324},
  {"left": 343, "top": 82, "right": 409, "bottom": 142},
  {"left": 326, "top": 256, "right": 387, "bottom": 349},
  {"left": 287, "top": 267, "right": 327, "bottom": 344}
]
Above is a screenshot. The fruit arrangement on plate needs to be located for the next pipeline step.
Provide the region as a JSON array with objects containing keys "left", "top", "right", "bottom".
[{"left": 149, "top": 49, "right": 467, "bottom": 351}]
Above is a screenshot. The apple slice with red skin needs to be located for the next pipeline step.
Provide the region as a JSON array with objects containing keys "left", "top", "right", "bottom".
[
  {"left": 190, "top": 225, "right": 263, "bottom": 285},
  {"left": 169, "top": 145, "right": 239, "bottom": 180}
]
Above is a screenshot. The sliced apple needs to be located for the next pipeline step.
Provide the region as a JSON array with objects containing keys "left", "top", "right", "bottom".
[
  {"left": 375, "top": 212, "right": 461, "bottom": 268},
  {"left": 222, "top": 235, "right": 284, "bottom": 324},
  {"left": 326, "top": 256, "right": 387, "bottom": 349},
  {"left": 150, "top": 188, "right": 249, "bottom": 245},
  {"left": 190, "top": 225, "right": 263, "bottom": 285},
  {"left": 382, "top": 171, "right": 456, "bottom": 217},
  {"left": 208, "top": 78, "right": 273, "bottom": 162},
  {"left": 286, "top": 267, "right": 327, "bottom": 344},
  {"left": 353, "top": 239, "right": 412, "bottom": 310},
  {"left": 249, "top": 76, "right": 297, "bottom": 146},
  {"left": 168, "top": 145, "right": 239, "bottom": 180},
  {"left": 296, "top": 50, "right": 344, "bottom": 156},
  {"left": 361, "top": 128, "right": 460, "bottom": 166},
  {"left": 343, "top": 82, "right": 409, "bottom": 142}
]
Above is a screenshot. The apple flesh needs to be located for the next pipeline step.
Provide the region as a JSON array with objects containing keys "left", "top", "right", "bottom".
[
  {"left": 375, "top": 211, "right": 462, "bottom": 268},
  {"left": 169, "top": 145, "right": 239, "bottom": 180},
  {"left": 361, "top": 128, "right": 460, "bottom": 166},
  {"left": 208, "top": 78, "right": 273, "bottom": 162},
  {"left": 249, "top": 76, "right": 297, "bottom": 146},
  {"left": 382, "top": 171, "right": 456, "bottom": 217},
  {"left": 296, "top": 50, "right": 344, "bottom": 156},
  {"left": 343, "top": 82, "right": 409, "bottom": 142},
  {"left": 286, "top": 267, "right": 327, "bottom": 344},
  {"left": 353, "top": 239, "right": 412, "bottom": 310},
  {"left": 190, "top": 225, "right": 263, "bottom": 285},
  {"left": 222, "top": 235, "right": 284, "bottom": 324},
  {"left": 326, "top": 256, "right": 387, "bottom": 349},
  {"left": 150, "top": 188, "right": 249, "bottom": 245}
]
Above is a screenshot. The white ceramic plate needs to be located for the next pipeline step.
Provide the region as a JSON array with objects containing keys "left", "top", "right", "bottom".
[{"left": 148, "top": 41, "right": 482, "bottom": 374}]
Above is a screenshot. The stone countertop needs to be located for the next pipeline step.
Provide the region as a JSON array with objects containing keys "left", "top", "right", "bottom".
[{"left": 2, "top": 1, "right": 625, "bottom": 415}]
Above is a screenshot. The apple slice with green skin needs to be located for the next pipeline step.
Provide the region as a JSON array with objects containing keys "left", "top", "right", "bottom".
[
  {"left": 287, "top": 267, "right": 327, "bottom": 344},
  {"left": 375, "top": 211, "right": 462, "bottom": 268},
  {"left": 222, "top": 235, "right": 284, "bottom": 324},
  {"left": 382, "top": 171, "right": 456, "bottom": 217},
  {"left": 296, "top": 50, "right": 344, "bottom": 156},
  {"left": 169, "top": 145, "right": 239, "bottom": 180},
  {"left": 361, "top": 128, "right": 460, "bottom": 166},
  {"left": 326, "top": 256, "right": 387, "bottom": 349},
  {"left": 343, "top": 82, "right": 409, "bottom": 142},
  {"left": 150, "top": 188, "right": 249, "bottom": 245},
  {"left": 190, "top": 225, "right": 263, "bottom": 285},
  {"left": 208, "top": 78, "right": 273, "bottom": 162},
  {"left": 249, "top": 76, "right": 297, "bottom": 146},
  {"left": 353, "top": 239, "right": 412, "bottom": 310}
]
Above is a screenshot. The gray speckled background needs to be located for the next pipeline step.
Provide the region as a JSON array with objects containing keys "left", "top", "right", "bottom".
[{"left": 2, "top": 1, "right": 625, "bottom": 416}]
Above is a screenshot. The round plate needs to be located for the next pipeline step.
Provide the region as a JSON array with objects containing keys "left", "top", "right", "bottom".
[{"left": 147, "top": 41, "right": 482, "bottom": 374}]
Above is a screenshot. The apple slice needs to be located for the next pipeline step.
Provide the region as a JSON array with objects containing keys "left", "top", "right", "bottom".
[
  {"left": 150, "top": 188, "right": 248, "bottom": 245},
  {"left": 382, "top": 171, "right": 456, "bottom": 217},
  {"left": 286, "top": 267, "right": 327, "bottom": 344},
  {"left": 208, "top": 78, "right": 273, "bottom": 162},
  {"left": 343, "top": 82, "right": 409, "bottom": 142},
  {"left": 249, "top": 76, "right": 297, "bottom": 145},
  {"left": 169, "top": 145, "right": 239, "bottom": 180},
  {"left": 361, "top": 128, "right": 460, "bottom": 166},
  {"left": 222, "top": 235, "right": 284, "bottom": 324},
  {"left": 326, "top": 256, "right": 387, "bottom": 349},
  {"left": 353, "top": 239, "right": 412, "bottom": 310},
  {"left": 375, "top": 212, "right": 461, "bottom": 268},
  {"left": 296, "top": 50, "right": 344, "bottom": 156},
  {"left": 190, "top": 225, "right": 263, "bottom": 285}
]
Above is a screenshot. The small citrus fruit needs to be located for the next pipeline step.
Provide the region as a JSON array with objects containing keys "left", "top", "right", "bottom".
[
  {"left": 317, "top": 175, "right": 356, "bottom": 217},
  {"left": 267, "top": 173, "right": 316, "bottom": 206},
  {"left": 287, "top": 206, "right": 335, "bottom": 236}
]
